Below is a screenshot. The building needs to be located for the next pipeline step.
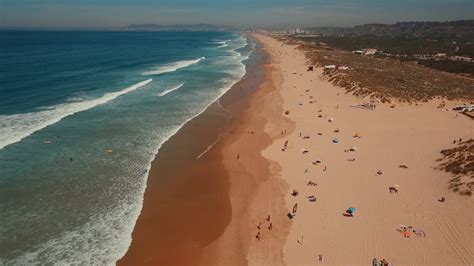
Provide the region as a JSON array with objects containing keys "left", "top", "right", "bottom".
[
  {"left": 449, "top": 56, "right": 472, "bottom": 62},
  {"left": 363, "top": 49, "right": 378, "bottom": 56}
]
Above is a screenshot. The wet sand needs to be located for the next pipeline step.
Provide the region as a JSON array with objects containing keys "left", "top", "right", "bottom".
[
  {"left": 119, "top": 36, "right": 273, "bottom": 265},
  {"left": 120, "top": 33, "right": 473, "bottom": 266}
]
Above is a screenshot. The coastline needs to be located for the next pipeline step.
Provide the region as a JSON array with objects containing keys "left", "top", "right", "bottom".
[
  {"left": 199, "top": 34, "right": 294, "bottom": 266},
  {"left": 119, "top": 34, "right": 272, "bottom": 265},
  {"left": 120, "top": 33, "right": 473, "bottom": 265}
]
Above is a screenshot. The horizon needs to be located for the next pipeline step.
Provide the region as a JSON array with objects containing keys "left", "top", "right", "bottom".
[
  {"left": 1, "top": 19, "right": 473, "bottom": 31},
  {"left": 1, "top": 0, "right": 473, "bottom": 29}
]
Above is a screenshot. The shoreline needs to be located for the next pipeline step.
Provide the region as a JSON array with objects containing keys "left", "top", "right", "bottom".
[
  {"left": 120, "top": 33, "right": 473, "bottom": 265},
  {"left": 118, "top": 34, "right": 269, "bottom": 265},
  {"left": 199, "top": 34, "right": 295, "bottom": 265}
]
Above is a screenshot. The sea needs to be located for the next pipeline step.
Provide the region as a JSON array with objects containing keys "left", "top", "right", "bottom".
[{"left": 0, "top": 30, "right": 255, "bottom": 264}]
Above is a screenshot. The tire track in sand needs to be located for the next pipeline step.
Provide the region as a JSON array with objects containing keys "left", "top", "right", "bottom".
[{"left": 416, "top": 152, "right": 472, "bottom": 264}]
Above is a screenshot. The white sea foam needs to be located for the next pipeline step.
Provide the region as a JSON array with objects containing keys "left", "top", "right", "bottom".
[
  {"left": 215, "top": 39, "right": 231, "bottom": 48},
  {"left": 3, "top": 35, "right": 252, "bottom": 264},
  {"left": 142, "top": 57, "right": 205, "bottom": 76},
  {"left": 157, "top": 83, "right": 184, "bottom": 97},
  {"left": 214, "top": 39, "right": 231, "bottom": 45},
  {"left": 0, "top": 79, "right": 153, "bottom": 149}
]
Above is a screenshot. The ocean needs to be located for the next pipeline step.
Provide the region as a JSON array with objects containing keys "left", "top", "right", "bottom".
[{"left": 0, "top": 30, "right": 254, "bottom": 264}]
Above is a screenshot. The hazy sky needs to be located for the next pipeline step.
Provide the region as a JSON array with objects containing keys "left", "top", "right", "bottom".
[{"left": 1, "top": 0, "right": 473, "bottom": 28}]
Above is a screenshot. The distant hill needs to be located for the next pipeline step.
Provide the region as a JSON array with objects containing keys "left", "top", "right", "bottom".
[
  {"left": 306, "top": 20, "right": 474, "bottom": 39},
  {"left": 123, "top": 23, "right": 236, "bottom": 32}
]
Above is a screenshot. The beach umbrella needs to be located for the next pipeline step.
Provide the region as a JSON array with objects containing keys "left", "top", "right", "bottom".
[
  {"left": 332, "top": 138, "right": 339, "bottom": 143},
  {"left": 348, "top": 207, "right": 356, "bottom": 213}
]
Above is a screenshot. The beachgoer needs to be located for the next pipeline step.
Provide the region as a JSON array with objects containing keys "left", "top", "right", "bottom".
[
  {"left": 256, "top": 231, "right": 261, "bottom": 240},
  {"left": 323, "top": 166, "right": 327, "bottom": 171},
  {"left": 318, "top": 254, "right": 323, "bottom": 262},
  {"left": 70, "top": 158, "right": 73, "bottom": 162},
  {"left": 266, "top": 215, "right": 270, "bottom": 222},
  {"left": 237, "top": 153, "right": 240, "bottom": 159},
  {"left": 268, "top": 223, "right": 272, "bottom": 230}
]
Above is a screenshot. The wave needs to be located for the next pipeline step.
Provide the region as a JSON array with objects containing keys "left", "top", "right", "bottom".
[
  {"left": 214, "top": 39, "right": 231, "bottom": 45},
  {"left": 142, "top": 57, "right": 205, "bottom": 76},
  {"left": 0, "top": 79, "right": 152, "bottom": 149},
  {"left": 157, "top": 83, "right": 184, "bottom": 97},
  {"left": 215, "top": 39, "right": 231, "bottom": 48}
]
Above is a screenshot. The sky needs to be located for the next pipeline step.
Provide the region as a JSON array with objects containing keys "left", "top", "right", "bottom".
[{"left": 1, "top": 0, "right": 473, "bottom": 28}]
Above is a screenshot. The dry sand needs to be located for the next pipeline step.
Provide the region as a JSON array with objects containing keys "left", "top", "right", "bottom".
[
  {"left": 253, "top": 34, "right": 474, "bottom": 265},
  {"left": 121, "top": 33, "right": 473, "bottom": 266}
]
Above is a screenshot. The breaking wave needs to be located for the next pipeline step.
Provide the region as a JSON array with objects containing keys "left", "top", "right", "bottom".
[
  {"left": 142, "top": 57, "right": 205, "bottom": 76},
  {"left": 0, "top": 79, "right": 153, "bottom": 149},
  {"left": 157, "top": 83, "right": 184, "bottom": 97}
]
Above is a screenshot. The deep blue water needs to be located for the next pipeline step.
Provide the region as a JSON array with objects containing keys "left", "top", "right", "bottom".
[{"left": 0, "top": 31, "right": 253, "bottom": 263}]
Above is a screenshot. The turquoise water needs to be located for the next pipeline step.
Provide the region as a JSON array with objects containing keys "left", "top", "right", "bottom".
[{"left": 0, "top": 31, "right": 254, "bottom": 263}]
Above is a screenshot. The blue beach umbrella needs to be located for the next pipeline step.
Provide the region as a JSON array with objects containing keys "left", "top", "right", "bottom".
[{"left": 348, "top": 207, "right": 356, "bottom": 213}]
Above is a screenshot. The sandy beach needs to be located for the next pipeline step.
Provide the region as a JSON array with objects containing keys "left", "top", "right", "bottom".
[
  {"left": 121, "top": 33, "right": 473, "bottom": 265},
  {"left": 253, "top": 33, "right": 473, "bottom": 265}
]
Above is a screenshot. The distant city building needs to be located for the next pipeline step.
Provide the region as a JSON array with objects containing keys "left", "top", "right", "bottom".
[
  {"left": 363, "top": 49, "right": 378, "bottom": 56},
  {"left": 449, "top": 56, "right": 472, "bottom": 62},
  {"left": 353, "top": 49, "right": 377, "bottom": 56}
]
